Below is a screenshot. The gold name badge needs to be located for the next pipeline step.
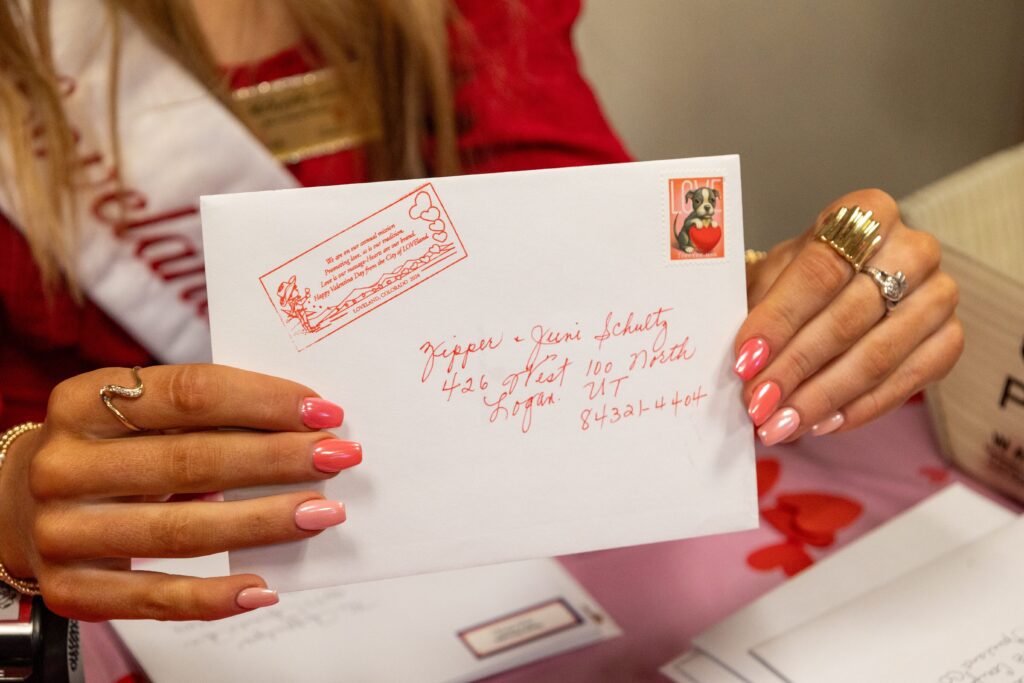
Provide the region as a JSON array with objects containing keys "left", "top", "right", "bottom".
[{"left": 232, "top": 69, "right": 379, "bottom": 164}]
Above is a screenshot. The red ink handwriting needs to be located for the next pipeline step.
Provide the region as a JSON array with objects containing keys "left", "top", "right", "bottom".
[
  {"left": 580, "top": 386, "right": 707, "bottom": 431},
  {"left": 483, "top": 389, "right": 557, "bottom": 434},
  {"left": 420, "top": 336, "right": 503, "bottom": 383},
  {"left": 628, "top": 337, "right": 695, "bottom": 371},
  {"left": 594, "top": 307, "right": 672, "bottom": 351}
]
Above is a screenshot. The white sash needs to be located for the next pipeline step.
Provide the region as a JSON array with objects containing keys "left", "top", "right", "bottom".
[{"left": 0, "top": 0, "right": 298, "bottom": 363}]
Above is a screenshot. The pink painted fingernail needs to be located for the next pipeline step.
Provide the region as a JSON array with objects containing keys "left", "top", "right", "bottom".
[
  {"left": 734, "top": 337, "right": 770, "bottom": 381},
  {"left": 811, "top": 412, "right": 845, "bottom": 436},
  {"left": 236, "top": 587, "right": 279, "bottom": 610},
  {"left": 301, "top": 398, "right": 344, "bottom": 429},
  {"left": 313, "top": 439, "right": 363, "bottom": 473},
  {"left": 294, "top": 500, "right": 347, "bottom": 530},
  {"left": 747, "top": 381, "right": 781, "bottom": 426},
  {"left": 758, "top": 408, "right": 801, "bottom": 446}
]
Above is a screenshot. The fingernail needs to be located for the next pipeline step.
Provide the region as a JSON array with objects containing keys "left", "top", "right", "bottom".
[
  {"left": 236, "top": 587, "right": 279, "bottom": 610},
  {"left": 294, "top": 500, "right": 347, "bottom": 530},
  {"left": 301, "top": 398, "right": 344, "bottom": 429},
  {"left": 747, "top": 381, "right": 781, "bottom": 426},
  {"left": 313, "top": 439, "right": 363, "bottom": 473},
  {"left": 734, "top": 337, "right": 770, "bottom": 381},
  {"left": 758, "top": 408, "right": 801, "bottom": 446},
  {"left": 811, "top": 412, "right": 845, "bottom": 436}
]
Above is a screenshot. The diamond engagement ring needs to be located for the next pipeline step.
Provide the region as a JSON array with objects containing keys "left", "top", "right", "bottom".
[{"left": 861, "top": 266, "right": 907, "bottom": 314}]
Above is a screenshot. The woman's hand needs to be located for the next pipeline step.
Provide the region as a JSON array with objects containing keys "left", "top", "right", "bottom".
[
  {"left": 736, "top": 189, "right": 963, "bottom": 444},
  {"left": 0, "top": 364, "right": 361, "bottom": 621}
]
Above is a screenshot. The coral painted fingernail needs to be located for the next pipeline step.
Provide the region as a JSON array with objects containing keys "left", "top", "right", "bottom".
[
  {"left": 236, "top": 587, "right": 278, "bottom": 610},
  {"left": 811, "top": 412, "right": 845, "bottom": 436},
  {"left": 758, "top": 408, "right": 801, "bottom": 446},
  {"left": 747, "top": 381, "right": 781, "bottom": 426},
  {"left": 313, "top": 439, "right": 363, "bottom": 473},
  {"left": 294, "top": 500, "right": 347, "bottom": 530},
  {"left": 734, "top": 337, "right": 770, "bottom": 380},
  {"left": 301, "top": 398, "right": 344, "bottom": 429}
]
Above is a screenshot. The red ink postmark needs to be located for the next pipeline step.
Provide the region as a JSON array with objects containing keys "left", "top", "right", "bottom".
[
  {"left": 669, "top": 177, "right": 725, "bottom": 260},
  {"left": 260, "top": 183, "right": 467, "bottom": 350}
]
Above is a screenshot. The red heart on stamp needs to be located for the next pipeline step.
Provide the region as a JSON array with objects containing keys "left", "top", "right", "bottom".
[
  {"left": 747, "top": 541, "right": 813, "bottom": 577},
  {"left": 432, "top": 231, "right": 448, "bottom": 242},
  {"left": 777, "top": 493, "right": 862, "bottom": 535},
  {"left": 689, "top": 226, "right": 721, "bottom": 253},
  {"left": 428, "top": 219, "right": 446, "bottom": 232}
]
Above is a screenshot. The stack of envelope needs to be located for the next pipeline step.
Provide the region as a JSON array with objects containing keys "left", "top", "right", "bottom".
[
  {"left": 661, "top": 483, "right": 1021, "bottom": 683},
  {"left": 114, "top": 557, "right": 620, "bottom": 682}
]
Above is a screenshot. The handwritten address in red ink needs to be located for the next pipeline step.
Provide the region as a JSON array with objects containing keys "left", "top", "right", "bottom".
[{"left": 418, "top": 306, "right": 707, "bottom": 434}]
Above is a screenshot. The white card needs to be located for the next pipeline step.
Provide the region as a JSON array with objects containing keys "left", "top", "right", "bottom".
[
  {"left": 751, "top": 508, "right": 1024, "bottom": 683},
  {"left": 662, "top": 650, "right": 745, "bottom": 683},
  {"left": 666, "top": 484, "right": 1013, "bottom": 682},
  {"left": 114, "top": 556, "right": 619, "bottom": 683},
  {"left": 201, "top": 157, "right": 757, "bottom": 591}
]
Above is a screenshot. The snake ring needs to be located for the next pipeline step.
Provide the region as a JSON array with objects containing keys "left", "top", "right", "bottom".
[{"left": 99, "top": 366, "right": 146, "bottom": 431}]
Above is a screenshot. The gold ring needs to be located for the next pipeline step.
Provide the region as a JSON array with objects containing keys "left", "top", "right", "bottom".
[
  {"left": 744, "top": 249, "right": 768, "bottom": 266},
  {"left": 100, "top": 366, "right": 146, "bottom": 432},
  {"left": 814, "top": 205, "right": 883, "bottom": 272}
]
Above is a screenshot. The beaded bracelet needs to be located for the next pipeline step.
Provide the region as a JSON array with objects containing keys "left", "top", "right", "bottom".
[{"left": 0, "top": 422, "right": 43, "bottom": 596}]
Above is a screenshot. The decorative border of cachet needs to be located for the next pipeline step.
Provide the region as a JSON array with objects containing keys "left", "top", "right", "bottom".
[
  {"left": 260, "top": 183, "right": 468, "bottom": 351},
  {"left": 668, "top": 177, "right": 725, "bottom": 261},
  {"left": 456, "top": 598, "right": 584, "bottom": 659}
]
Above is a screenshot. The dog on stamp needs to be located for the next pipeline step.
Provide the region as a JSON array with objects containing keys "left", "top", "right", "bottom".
[{"left": 673, "top": 187, "right": 720, "bottom": 253}]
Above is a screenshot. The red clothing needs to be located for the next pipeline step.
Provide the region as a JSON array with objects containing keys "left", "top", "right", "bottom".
[{"left": 0, "top": 0, "right": 629, "bottom": 428}]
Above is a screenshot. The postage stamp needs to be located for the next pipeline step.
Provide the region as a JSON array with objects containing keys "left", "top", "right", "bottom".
[
  {"left": 668, "top": 177, "right": 725, "bottom": 260},
  {"left": 260, "top": 183, "right": 468, "bottom": 350}
]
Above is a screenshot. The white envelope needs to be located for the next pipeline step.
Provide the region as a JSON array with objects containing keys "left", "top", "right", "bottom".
[
  {"left": 662, "top": 483, "right": 1014, "bottom": 683},
  {"left": 115, "top": 556, "right": 619, "bottom": 683},
  {"left": 752, "top": 511, "right": 1024, "bottom": 683},
  {"left": 201, "top": 156, "right": 757, "bottom": 591}
]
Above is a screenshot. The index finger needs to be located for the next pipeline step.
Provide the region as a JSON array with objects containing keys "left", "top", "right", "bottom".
[
  {"left": 733, "top": 190, "right": 901, "bottom": 379},
  {"left": 48, "top": 364, "right": 344, "bottom": 437}
]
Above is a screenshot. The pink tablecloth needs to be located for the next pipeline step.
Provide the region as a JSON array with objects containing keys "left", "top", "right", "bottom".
[{"left": 82, "top": 401, "right": 1016, "bottom": 682}]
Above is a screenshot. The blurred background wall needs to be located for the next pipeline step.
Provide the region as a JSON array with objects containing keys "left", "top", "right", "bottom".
[{"left": 574, "top": 0, "right": 1024, "bottom": 248}]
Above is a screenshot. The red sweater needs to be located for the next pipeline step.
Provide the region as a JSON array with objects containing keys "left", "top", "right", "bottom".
[{"left": 0, "top": 0, "right": 629, "bottom": 428}]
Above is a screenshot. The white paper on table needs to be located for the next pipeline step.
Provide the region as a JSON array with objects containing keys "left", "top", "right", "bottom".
[
  {"left": 663, "top": 484, "right": 1014, "bottom": 682},
  {"left": 201, "top": 157, "right": 757, "bottom": 591},
  {"left": 115, "top": 555, "right": 620, "bottom": 683},
  {"left": 751, "top": 510, "right": 1024, "bottom": 683},
  {"left": 661, "top": 650, "right": 745, "bottom": 683}
]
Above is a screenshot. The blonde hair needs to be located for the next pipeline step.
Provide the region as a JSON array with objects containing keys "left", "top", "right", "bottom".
[{"left": 0, "top": 0, "right": 460, "bottom": 289}]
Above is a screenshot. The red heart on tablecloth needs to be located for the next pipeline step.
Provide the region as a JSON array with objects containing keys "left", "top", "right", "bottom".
[
  {"left": 919, "top": 466, "right": 950, "bottom": 484},
  {"left": 777, "top": 493, "right": 862, "bottom": 535},
  {"left": 689, "top": 225, "right": 721, "bottom": 253},
  {"left": 747, "top": 541, "right": 813, "bottom": 577},
  {"left": 762, "top": 507, "right": 835, "bottom": 547},
  {"left": 756, "top": 458, "right": 781, "bottom": 499}
]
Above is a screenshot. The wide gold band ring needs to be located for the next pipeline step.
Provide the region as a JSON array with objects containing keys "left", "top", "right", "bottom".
[
  {"left": 99, "top": 366, "right": 146, "bottom": 432},
  {"left": 814, "top": 205, "right": 883, "bottom": 272}
]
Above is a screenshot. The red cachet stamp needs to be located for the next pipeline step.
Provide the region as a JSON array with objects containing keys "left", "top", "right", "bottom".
[
  {"left": 669, "top": 177, "right": 725, "bottom": 260},
  {"left": 260, "top": 183, "right": 467, "bottom": 350}
]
